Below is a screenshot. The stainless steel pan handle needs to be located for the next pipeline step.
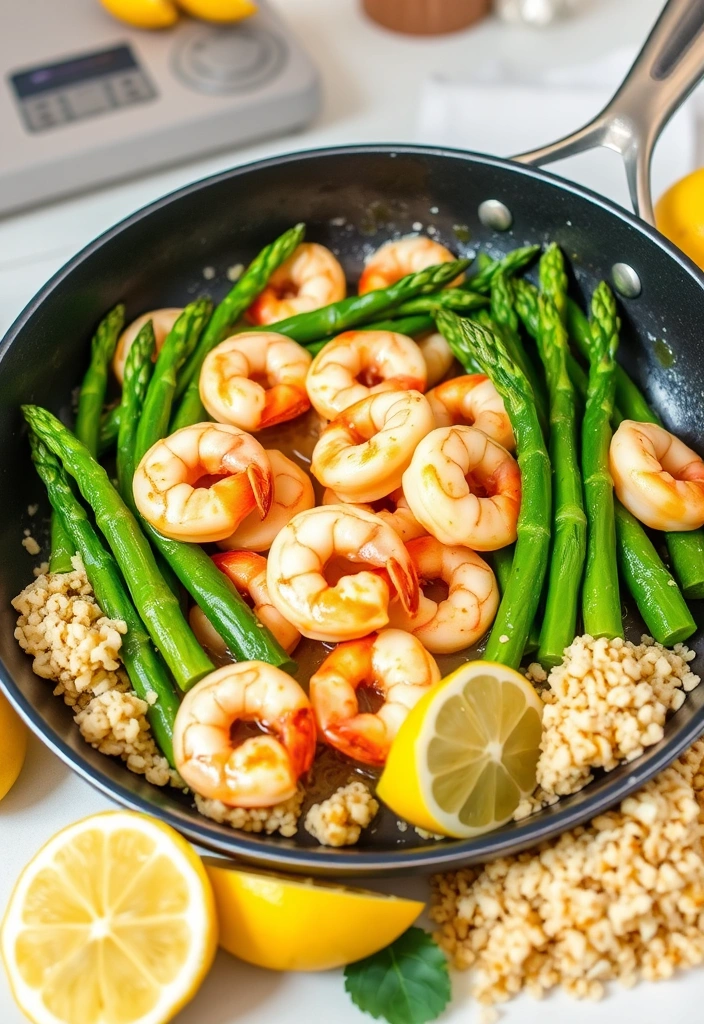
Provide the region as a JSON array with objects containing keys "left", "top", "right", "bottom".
[{"left": 513, "top": 0, "right": 704, "bottom": 224}]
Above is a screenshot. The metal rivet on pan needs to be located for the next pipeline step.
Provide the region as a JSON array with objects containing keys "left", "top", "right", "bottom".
[
  {"left": 612, "top": 262, "right": 642, "bottom": 298},
  {"left": 478, "top": 200, "right": 513, "bottom": 232}
]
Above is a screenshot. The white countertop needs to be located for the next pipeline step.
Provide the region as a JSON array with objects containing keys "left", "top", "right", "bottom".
[{"left": 3, "top": 1, "right": 702, "bottom": 1022}]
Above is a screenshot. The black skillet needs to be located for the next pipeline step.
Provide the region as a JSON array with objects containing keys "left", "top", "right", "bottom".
[{"left": 2, "top": 0, "right": 704, "bottom": 875}]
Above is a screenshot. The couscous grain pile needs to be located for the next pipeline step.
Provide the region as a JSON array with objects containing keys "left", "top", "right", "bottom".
[
  {"left": 519, "top": 634, "right": 700, "bottom": 814},
  {"left": 12, "top": 558, "right": 177, "bottom": 787},
  {"left": 196, "top": 789, "right": 305, "bottom": 838},
  {"left": 304, "top": 781, "right": 379, "bottom": 847}
]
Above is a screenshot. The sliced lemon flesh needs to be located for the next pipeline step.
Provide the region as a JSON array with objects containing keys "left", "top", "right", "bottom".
[
  {"left": 0, "top": 692, "right": 27, "bottom": 801},
  {"left": 377, "top": 661, "right": 543, "bottom": 838},
  {"left": 204, "top": 859, "right": 424, "bottom": 971},
  {"left": 2, "top": 812, "right": 217, "bottom": 1024}
]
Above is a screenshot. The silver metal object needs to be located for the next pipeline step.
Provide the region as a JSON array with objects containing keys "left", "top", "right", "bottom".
[
  {"left": 478, "top": 198, "right": 513, "bottom": 231},
  {"left": 612, "top": 262, "right": 643, "bottom": 299},
  {"left": 514, "top": 0, "right": 704, "bottom": 226}
]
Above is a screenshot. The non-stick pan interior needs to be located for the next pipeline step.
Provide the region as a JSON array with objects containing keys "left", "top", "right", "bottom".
[{"left": 2, "top": 145, "right": 704, "bottom": 874}]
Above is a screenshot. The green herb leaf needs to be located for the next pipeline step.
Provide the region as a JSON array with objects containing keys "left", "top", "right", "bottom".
[{"left": 344, "top": 927, "right": 451, "bottom": 1024}]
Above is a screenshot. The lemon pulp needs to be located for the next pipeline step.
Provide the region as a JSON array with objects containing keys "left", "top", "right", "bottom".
[
  {"left": 377, "top": 661, "right": 543, "bottom": 838},
  {"left": 2, "top": 811, "right": 217, "bottom": 1024}
]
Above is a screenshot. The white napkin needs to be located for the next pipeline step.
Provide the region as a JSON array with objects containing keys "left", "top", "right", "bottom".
[{"left": 416, "top": 47, "right": 698, "bottom": 212}]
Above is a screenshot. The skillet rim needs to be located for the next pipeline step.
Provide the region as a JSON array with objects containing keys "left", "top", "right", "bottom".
[{"left": 2, "top": 141, "right": 704, "bottom": 875}]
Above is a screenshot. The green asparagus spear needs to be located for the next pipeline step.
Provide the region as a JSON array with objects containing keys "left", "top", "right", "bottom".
[
  {"left": 539, "top": 243, "right": 568, "bottom": 323},
  {"left": 437, "top": 311, "right": 551, "bottom": 669},
  {"left": 464, "top": 245, "right": 540, "bottom": 293},
  {"left": 566, "top": 297, "right": 654, "bottom": 423},
  {"left": 172, "top": 223, "right": 306, "bottom": 428},
  {"left": 29, "top": 433, "right": 180, "bottom": 764},
  {"left": 51, "top": 305, "right": 126, "bottom": 571},
  {"left": 305, "top": 314, "right": 435, "bottom": 357},
  {"left": 514, "top": 278, "right": 592, "bottom": 417},
  {"left": 22, "top": 404, "right": 213, "bottom": 691},
  {"left": 248, "top": 259, "right": 470, "bottom": 346},
  {"left": 490, "top": 272, "right": 549, "bottom": 432},
  {"left": 49, "top": 515, "right": 75, "bottom": 574},
  {"left": 566, "top": 295, "right": 704, "bottom": 597},
  {"left": 535, "top": 293, "right": 587, "bottom": 666},
  {"left": 614, "top": 501, "right": 696, "bottom": 646},
  {"left": 392, "top": 289, "right": 488, "bottom": 316},
  {"left": 98, "top": 406, "right": 120, "bottom": 455},
  {"left": 117, "top": 322, "right": 155, "bottom": 499},
  {"left": 581, "top": 283, "right": 623, "bottom": 639},
  {"left": 134, "top": 298, "right": 211, "bottom": 464},
  {"left": 75, "top": 305, "right": 125, "bottom": 456},
  {"left": 115, "top": 306, "right": 295, "bottom": 675}
]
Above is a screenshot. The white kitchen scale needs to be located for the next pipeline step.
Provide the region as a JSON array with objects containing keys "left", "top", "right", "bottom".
[{"left": 0, "top": 0, "right": 321, "bottom": 216}]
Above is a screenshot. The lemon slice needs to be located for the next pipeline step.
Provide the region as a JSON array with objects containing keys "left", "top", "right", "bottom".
[
  {"left": 0, "top": 692, "right": 27, "bottom": 801},
  {"left": 377, "top": 661, "right": 543, "bottom": 838},
  {"left": 2, "top": 812, "right": 217, "bottom": 1024},
  {"left": 204, "top": 859, "right": 424, "bottom": 971}
]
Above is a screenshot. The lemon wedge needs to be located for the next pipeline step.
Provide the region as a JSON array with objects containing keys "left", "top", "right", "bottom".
[
  {"left": 656, "top": 167, "right": 704, "bottom": 270},
  {"left": 2, "top": 812, "right": 217, "bottom": 1024},
  {"left": 0, "top": 692, "right": 27, "bottom": 801},
  {"left": 377, "top": 661, "right": 543, "bottom": 838},
  {"left": 99, "top": 0, "right": 180, "bottom": 29},
  {"left": 203, "top": 859, "right": 424, "bottom": 971}
]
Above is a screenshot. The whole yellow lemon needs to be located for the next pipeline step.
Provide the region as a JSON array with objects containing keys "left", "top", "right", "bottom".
[
  {"left": 655, "top": 168, "right": 704, "bottom": 270},
  {"left": 0, "top": 692, "right": 27, "bottom": 801}
]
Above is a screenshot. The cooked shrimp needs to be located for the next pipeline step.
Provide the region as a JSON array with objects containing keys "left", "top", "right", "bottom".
[
  {"left": 113, "top": 308, "right": 182, "bottom": 384},
  {"left": 246, "top": 243, "right": 346, "bottom": 325},
  {"left": 199, "top": 332, "right": 312, "bottom": 432},
  {"left": 322, "top": 486, "right": 426, "bottom": 543},
  {"left": 309, "top": 629, "right": 440, "bottom": 765},
  {"left": 311, "top": 389, "right": 435, "bottom": 503},
  {"left": 212, "top": 551, "right": 300, "bottom": 653},
  {"left": 403, "top": 425, "right": 521, "bottom": 551},
  {"left": 266, "top": 504, "right": 419, "bottom": 642},
  {"left": 218, "top": 449, "right": 315, "bottom": 552},
  {"left": 610, "top": 420, "right": 704, "bottom": 531},
  {"left": 358, "top": 236, "right": 463, "bottom": 294},
  {"left": 388, "top": 537, "right": 498, "bottom": 653},
  {"left": 427, "top": 373, "right": 515, "bottom": 451},
  {"left": 306, "top": 330, "right": 427, "bottom": 421},
  {"left": 173, "top": 662, "right": 315, "bottom": 807},
  {"left": 418, "top": 331, "right": 454, "bottom": 388},
  {"left": 133, "top": 422, "right": 273, "bottom": 543}
]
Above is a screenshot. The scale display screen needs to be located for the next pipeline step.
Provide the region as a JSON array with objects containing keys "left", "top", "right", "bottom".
[{"left": 9, "top": 44, "right": 157, "bottom": 133}]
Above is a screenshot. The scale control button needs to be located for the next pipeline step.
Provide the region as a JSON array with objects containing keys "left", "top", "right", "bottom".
[
  {"left": 110, "top": 71, "right": 156, "bottom": 106},
  {"left": 172, "top": 24, "right": 287, "bottom": 95},
  {"left": 64, "top": 82, "right": 112, "bottom": 120},
  {"left": 21, "top": 94, "right": 67, "bottom": 132}
]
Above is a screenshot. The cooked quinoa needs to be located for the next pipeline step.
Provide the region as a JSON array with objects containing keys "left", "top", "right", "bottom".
[
  {"left": 12, "top": 557, "right": 178, "bottom": 787},
  {"left": 524, "top": 634, "right": 699, "bottom": 803},
  {"left": 13, "top": 557, "right": 128, "bottom": 708},
  {"left": 75, "top": 690, "right": 176, "bottom": 787},
  {"left": 196, "top": 789, "right": 305, "bottom": 838},
  {"left": 304, "top": 781, "right": 379, "bottom": 847},
  {"left": 21, "top": 535, "right": 40, "bottom": 555},
  {"left": 432, "top": 739, "right": 704, "bottom": 1006}
]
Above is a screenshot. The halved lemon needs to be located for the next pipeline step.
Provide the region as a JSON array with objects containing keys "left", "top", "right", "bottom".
[
  {"left": 0, "top": 692, "right": 27, "bottom": 801},
  {"left": 204, "top": 859, "right": 424, "bottom": 971},
  {"left": 377, "top": 661, "right": 543, "bottom": 838},
  {"left": 2, "top": 812, "right": 217, "bottom": 1024}
]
